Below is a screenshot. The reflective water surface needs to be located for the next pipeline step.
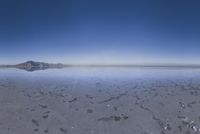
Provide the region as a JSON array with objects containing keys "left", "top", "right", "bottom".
[{"left": 1, "top": 67, "right": 200, "bottom": 79}]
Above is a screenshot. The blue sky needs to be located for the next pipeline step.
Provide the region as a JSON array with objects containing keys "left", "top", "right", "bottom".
[{"left": 0, "top": 0, "right": 200, "bottom": 64}]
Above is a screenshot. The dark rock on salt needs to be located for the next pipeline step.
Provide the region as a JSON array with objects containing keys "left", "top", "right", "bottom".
[
  {"left": 31, "top": 119, "right": 39, "bottom": 127},
  {"left": 87, "top": 109, "right": 93, "bottom": 113},
  {"left": 60, "top": 128, "right": 68, "bottom": 133}
]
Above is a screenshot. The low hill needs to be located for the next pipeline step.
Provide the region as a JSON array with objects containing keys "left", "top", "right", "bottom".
[{"left": 15, "top": 61, "right": 67, "bottom": 71}]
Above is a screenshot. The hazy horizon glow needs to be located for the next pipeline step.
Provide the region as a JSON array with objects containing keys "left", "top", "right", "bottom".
[{"left": 0, "top": 0, "right": 200, "bottom": 65}]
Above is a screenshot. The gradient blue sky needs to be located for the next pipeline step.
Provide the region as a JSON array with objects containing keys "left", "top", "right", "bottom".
[{"left": 0, "top": 0, "right": 200, "bottom": 64}]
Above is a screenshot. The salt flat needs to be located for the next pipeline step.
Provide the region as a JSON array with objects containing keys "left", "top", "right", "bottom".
[{"left": 0, "top": 67, "right": 200, "bottom": 134}]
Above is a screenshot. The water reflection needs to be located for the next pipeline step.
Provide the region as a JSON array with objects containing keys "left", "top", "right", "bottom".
[{"left": 0, "top": 67, "right": 200, "bottom": 80}]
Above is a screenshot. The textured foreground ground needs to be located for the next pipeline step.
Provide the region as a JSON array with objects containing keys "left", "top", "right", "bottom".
[{"left": 1, "top": 70, "right": 200, "bottom": 134}]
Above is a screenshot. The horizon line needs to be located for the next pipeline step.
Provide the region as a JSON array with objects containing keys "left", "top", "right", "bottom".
[{"left": 1, "top": 60, "right": 200, "bottom": 68}]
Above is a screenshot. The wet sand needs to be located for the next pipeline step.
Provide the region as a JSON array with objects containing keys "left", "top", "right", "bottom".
[{"left": 1, "top": 68, "right": 200, "bottom": 134}]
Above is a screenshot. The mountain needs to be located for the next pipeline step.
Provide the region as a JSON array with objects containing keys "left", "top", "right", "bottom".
[{"left": 15, "top": 61, "right": 67, "bottom": 72}]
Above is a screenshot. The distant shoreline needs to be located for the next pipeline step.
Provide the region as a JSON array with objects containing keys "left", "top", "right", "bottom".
[
  {"left": 1, "top": 61, "right": 200, "bottom": 72},
  {"left": 1, "top": 64, "right": 200, "bottom": 69},
  {"left": 1, "top": 64, "right": 200, "bottom": 68}
]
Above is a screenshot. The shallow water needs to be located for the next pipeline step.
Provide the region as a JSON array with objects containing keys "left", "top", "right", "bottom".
[{"left": 1, "top": 67, "right": 200, "bottom": 79}]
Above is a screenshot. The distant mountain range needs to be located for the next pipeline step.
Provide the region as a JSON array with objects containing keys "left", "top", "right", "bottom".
[
  {"left": 0, "top": 61, "right": 68, "bottom": 72},
  {"left": 1, "top": 61, "right": 200, "bottom": 72}
]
